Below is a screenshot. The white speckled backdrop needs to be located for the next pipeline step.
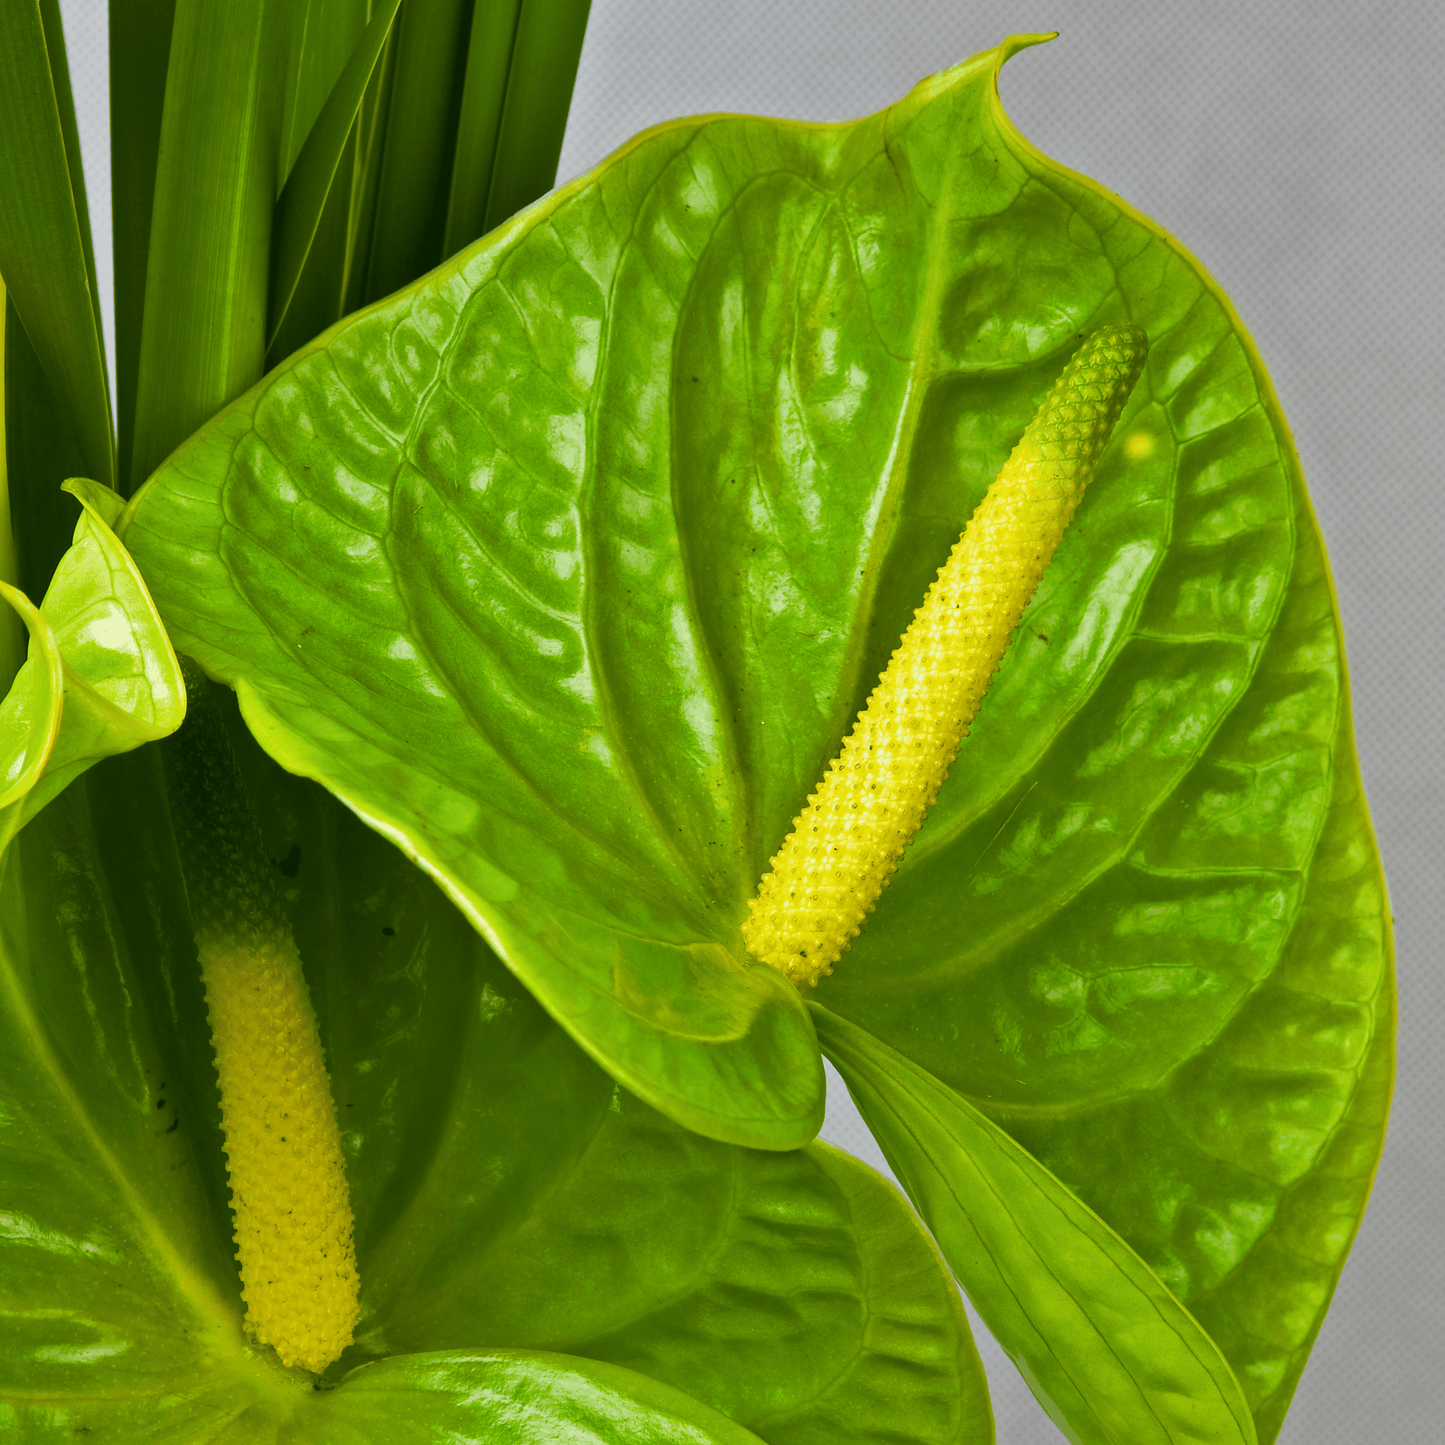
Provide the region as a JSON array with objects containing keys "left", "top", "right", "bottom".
[{"left": 57, "top": 2, "right": 1442, "bottom": 1439}]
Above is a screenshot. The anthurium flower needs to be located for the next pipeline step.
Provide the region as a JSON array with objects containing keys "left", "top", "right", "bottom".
[{"left": 1, "top": 10, "right": 1389, "bottom": 1441}]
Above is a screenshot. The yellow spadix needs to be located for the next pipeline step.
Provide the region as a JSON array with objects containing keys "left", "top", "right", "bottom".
[
  {"left": 742, "top": 324, "right": 1149, "bottom": 988},
  {"left": 167, "top": 675, "right": 358, "bottom": 1374}
]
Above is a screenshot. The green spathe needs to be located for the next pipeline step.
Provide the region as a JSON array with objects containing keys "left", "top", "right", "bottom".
[
  {"left": 102, "top": 31, "right": 1387, "bottom": 1440},
  {"left": 0, "top": 692, "right": 985, "bottom": 1439},
  {"left": 1, "top": 478, "right": 184, "bottom": 849}
]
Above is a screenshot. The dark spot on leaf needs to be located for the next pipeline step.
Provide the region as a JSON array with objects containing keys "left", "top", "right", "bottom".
[
  {"left": 164, "top": 1118, "right": 179, "bottom": 1134},
  {"left": 156, "top": 1099, "right": 166, "bottom": 1109},
  {"left": 276, "top": 845, "right": 302, "bottom": 877},
  {"left": 382, "top": 925, "right": 395, "bottom": 936}
]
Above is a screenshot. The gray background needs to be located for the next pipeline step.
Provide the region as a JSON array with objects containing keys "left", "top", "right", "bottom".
[{"left": 56, "top": 2, "right": 1441, "bottom": 1440}]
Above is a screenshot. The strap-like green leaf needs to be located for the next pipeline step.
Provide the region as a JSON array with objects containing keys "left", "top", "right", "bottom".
[
  {"left": 3, "top": 289, "right": 91, "bottom": 602},
  {"left": 268, "top": 0, "right": 403, "bottom": 347},
  {"left": 481, "top": 0, "right": 591, "bottom": 234},
  {"left": 110, "top": 0, "right": 177, "bottom": 494},
  {"left": 0, "top": 0, "right": 115, "bottom": 489},
  {"left": 812, "top": 1002, "right": 1257, "bottom": 1445},
  {"left": 129, "top": 0, "right": 289, "bottom": 483},
  {"left": 363, "top": 0, "right": 475, "bottom": 302},
  {"left": 34, "top": 0, "right": 103, "bottom": 336},
  {"left": 275, "top": 0, "right": 369, "bottom": 183},
  {"left": 0, "top": 282, "right": 23, "bottom": 688},
  {"left": 442, "top": 0, "right": 524, "bottom": 256},
  {"left": 0, "top": 480, "right": 184, "bottom": 851}
]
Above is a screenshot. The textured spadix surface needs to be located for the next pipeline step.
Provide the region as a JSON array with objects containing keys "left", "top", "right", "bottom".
[
  {"left": 744, "top": 324, "right": 1148, "bottom": 985},
  {"left": 121, "top": 34, "right": 1391, "bottom": 1438}
]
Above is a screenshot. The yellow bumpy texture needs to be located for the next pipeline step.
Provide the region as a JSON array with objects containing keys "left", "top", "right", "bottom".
[
  {"left": 200, "top": 921, "right": 359, "bottom": 1374},
  {"left": 742, "top": 324, "right": 1149, "bottom": 987}
]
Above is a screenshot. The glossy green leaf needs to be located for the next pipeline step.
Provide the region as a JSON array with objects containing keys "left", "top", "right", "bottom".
[
  {"left": 269, "top": 0, "right": 402, "bottom": 347},
  {"left": 2, "top": 699, "right": 984, "bottom": 1437},
  {"left": 292, "top": 1349, "right": 770, "bottom": 1443},
  {"left": 813, "top": 1004, "right": 1254, "bottom": 1445},
  {"left": 0, "top": 0, "right": 115, "bottom": 489},
  {"left": 0, "top": 479, "right": 184, "bottom": 850},
  {"left": 118, "top": 31, "right": 1389, "bottom": 1430},
  {"left": 987, "top": 700, "right": 1395, "bottom": 1445},
  {"left": 360, "top": 1092, "right": 990, "bottom": 1444}
]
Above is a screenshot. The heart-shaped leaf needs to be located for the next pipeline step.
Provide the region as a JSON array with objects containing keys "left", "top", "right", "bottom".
[{"left": 119, "top": 31, "right": 1391, "bottom": 1434}]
